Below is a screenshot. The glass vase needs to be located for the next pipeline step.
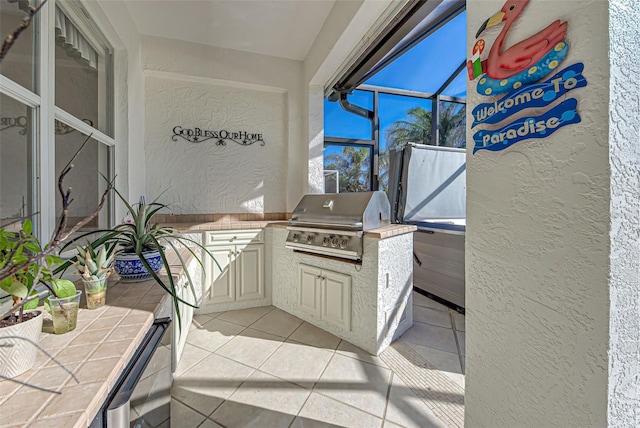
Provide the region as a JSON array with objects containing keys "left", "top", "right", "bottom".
[
  {"left": 83, "top": 278, "right": 108, "bottom": 309},
  {"left": 49, "top": 290, "right": 82, "bottom": 334}
]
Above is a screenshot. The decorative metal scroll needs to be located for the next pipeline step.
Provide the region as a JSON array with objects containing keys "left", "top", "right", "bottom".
[
  {"left": 172, "top": 126, "right": 265, "bottom": 146},
  {"left": 0, "top": 116, "right": 94, "bottom": 135}
]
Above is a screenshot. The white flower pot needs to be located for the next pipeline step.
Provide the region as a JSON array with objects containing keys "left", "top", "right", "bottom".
[{"left": 0, "top": 310, "right": 44, "bottom": 378}]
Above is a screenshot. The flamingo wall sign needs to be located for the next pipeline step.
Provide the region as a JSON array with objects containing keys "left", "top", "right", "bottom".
[{"left": 467, "top": 0, "right": 587, "bottom": 154}]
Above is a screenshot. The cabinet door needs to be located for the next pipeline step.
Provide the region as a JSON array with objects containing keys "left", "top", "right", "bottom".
[
  {"left": 298, "top": 264, "right": 322, "bottom": 317},
  {"left": 236, "top": 244, "right": 264, "bottom": 301},
  {"left": 204, "top": 245, "right": 235, "bottom": 304},
  {"left": 321, "top": 270, "right": 351, "bottom": 331}
]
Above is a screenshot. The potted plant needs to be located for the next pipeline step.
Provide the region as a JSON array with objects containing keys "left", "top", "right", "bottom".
[
  {"left": 60, "top": 188, "right": 219, "bottom": 329},
  {"left": 0, "top": 220, "right": 81, "bottom": 376},
  {"left": 70, "top": 244, "right": 116, "bottom": 309}
]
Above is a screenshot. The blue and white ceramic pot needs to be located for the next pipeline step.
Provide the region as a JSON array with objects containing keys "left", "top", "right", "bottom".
[{"left": 114, "top": 249, "right": 163, "bottom": 281}]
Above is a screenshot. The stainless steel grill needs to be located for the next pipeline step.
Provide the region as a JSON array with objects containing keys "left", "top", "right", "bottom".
[{"left": 285, "top": 191, "right": 391, "bottom": 260}]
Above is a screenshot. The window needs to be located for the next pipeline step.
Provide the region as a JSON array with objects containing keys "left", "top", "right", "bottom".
[
  {"left": 323, "top": 6, "right": 466, "bottom": 196},
  {"left": 0, "top": 0, "right": 115, "bottom": 239},
  {"left": 0, "top": 93, "right": 37, "bottom": 230}
]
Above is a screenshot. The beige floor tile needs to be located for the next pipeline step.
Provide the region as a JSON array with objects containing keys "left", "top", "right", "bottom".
[
  {"left": 452, "top": 311, "right": 465, "bottom": 332},
  {"left": 289, "top": 322, "right": 341, "bottom": 350},
  {"left": 249, "top": 308, "right": 303, "bottom": 338},
  {"left": 259, "top": 341, "right": 334, "bottom": 388},
  {"left": 172, "top": 353, "right": 254, "bottom": 416},
  {"left": 412, "top": 292, "right": 448, "bottom": 311},
  {"left": 399, "top": 322, "right": 458, "bottom": 354},
  {"left": 406, "top": 344, "right": 462, "bottom": 375},
  {"left": 191, "top": 314, "right": 215, "bottom": 330},
  {"left": 385, "top": 374, "right": 446, "bottom": 428},
  {"left": 413, "top": 306, "right": 452, "bottom": 329},
  {"left": 336, "top": 340, "right": 388, "bottom": 368},
  {"left": 170, "top": 399, "right": 208, "bottom": 428},
  {"left": 215, "top": 328, "right": 283, "bottom": 368},
  {"left": 175, "top": 343, "right": 212, "bottom": 376},
  {"left": 210, "top": 399, "right": 297, "bottom": 427},
  {"left": 383, "top": 421, "right": 404, "bottom": 428},
  {"left": 294, "top": 392, "right": 383, "bottom": 428},
  {"left": 216, "top": 306, "right": 273, "bottom": 327},
  {"left": 186, "top": 318, "right": 245, "bottom": 352},
  {"left": 227, "top": 370, "right": 310, "bottom": 415},
  {"left": 199, "top": 418, "right": 224, "bottom": 428},
  {"left": 315, "top": 353, "right": 391, "bottom": 418}
]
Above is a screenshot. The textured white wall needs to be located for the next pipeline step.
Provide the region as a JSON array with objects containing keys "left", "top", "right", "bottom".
[
  {"left": 608, "top": 1, "right": 640, "bottom": 426},
  {"left": 144, "top": 76, "right": 287, "bottom": 214},
  {"left": 465, "top": 1, "right": 611, "bottom": 426},
  {"left": 271, "top": 228, "right": 413, "bottom": 355},
  {"left": 142, "top": 36, "right": 303, "bottom": 212}
]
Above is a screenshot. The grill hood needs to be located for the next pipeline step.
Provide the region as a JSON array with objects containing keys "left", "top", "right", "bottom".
[{"left": 289, "top": 191, "right": 391, "bottom": 231}]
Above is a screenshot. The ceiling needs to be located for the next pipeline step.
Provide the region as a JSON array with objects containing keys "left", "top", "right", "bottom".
[{"left": 123, "top": 0, "right": 336, "bottom": 61}]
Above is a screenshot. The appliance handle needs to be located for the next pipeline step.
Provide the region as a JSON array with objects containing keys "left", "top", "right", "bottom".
[
  {"left": 105, "top": 317, "right": 171, "bottom": 427},
  {"left": 288, "top": 220, "right": 363, "bottom": 230}
]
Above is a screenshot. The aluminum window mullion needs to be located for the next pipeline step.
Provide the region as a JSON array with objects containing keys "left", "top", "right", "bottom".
[
  {"left": 0, "top": 76, "right": 41, "bottom": 107},
  {"left": 39, "top": 0, "right": 56, "bottom": 241},
  {"left": 54, "top": 107, "right": 115, "bottom": 147}
]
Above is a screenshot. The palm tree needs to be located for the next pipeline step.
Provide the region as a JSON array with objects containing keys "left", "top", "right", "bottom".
[
  {"left": 324, "top": 146, "right": 371, "bottom": 192},
  {"left": 379, "top": 101, "right": 466, "bottom": 192}
]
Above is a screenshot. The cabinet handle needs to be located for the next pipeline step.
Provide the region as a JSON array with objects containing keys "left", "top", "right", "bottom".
[{"left": 230, "top": 236, "right": 237, "bottom": 241}]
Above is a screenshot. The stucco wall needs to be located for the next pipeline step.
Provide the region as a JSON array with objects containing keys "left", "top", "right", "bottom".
[
  {"left": 465, "top": 1, "right": 611, "bottom": 426},
  {"left": 607, "top": 1, "right": 640, "bottom": 426},
  {"left": 141, "top": 36, "right": 303, "bottom": 213},
  {"left": 144, "top": 75, "right": 287, "bottom": 214}
]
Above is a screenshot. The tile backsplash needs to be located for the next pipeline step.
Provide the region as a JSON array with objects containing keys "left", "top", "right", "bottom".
[{"left": 152, "top": 212, "right": 291, "bottom": 224}]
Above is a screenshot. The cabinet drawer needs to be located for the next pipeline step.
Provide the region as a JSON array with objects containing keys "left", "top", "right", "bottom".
[{"left": 205, "top": 229, "right": 264, "bottom": 245}]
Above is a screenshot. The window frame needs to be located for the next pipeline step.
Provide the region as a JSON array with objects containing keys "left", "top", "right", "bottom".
[{"left": 0, "top": 0, "right": 116, "bottom": 239}]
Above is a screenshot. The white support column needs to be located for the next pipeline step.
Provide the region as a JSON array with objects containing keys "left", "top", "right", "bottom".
[{"left": 607, "top": 0, "right": 640, "bottom": 426}]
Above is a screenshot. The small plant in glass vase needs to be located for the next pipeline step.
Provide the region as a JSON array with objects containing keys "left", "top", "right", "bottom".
[
  {"left": 71, "top": 244, "right": 116, "bottom": 309},
  {"left": 61, "top": 189, "right": 220, "bottom": 330}
]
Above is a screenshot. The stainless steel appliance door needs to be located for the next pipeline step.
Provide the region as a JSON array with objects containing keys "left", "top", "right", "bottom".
[{"left": 104, "top": 318, "right": 172, "bottom": 428}]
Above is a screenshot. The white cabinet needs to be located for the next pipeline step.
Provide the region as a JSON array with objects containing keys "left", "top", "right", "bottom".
[
  {"left": 298, "top": 264, "right": 351, "bottom": 331},
  {"left": 204, "top": 230, "right": 264, "bottom": 305}
]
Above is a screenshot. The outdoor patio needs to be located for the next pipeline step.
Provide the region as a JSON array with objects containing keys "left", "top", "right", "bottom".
[{"left": 171, "top": 291, "right": 465, "bottom": 427}]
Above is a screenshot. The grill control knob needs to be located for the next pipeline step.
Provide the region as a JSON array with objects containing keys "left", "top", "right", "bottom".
[
  {"left": 340, "top": 238, "right": 349, "bottom": 249},
  {"left": 293, "top": 233, "right": 301, "bottom": 242},
  {"left": 306, "top": 235, "right": 315, "bottom": 244},
  {"left": 331, "top": 237, "right": 339, "bottom": 248},
  {"left": 322, "top": 237, "right": 330, "bottom": 247}
]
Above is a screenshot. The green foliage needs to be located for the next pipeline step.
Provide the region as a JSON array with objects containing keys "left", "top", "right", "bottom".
[
  {"left": 43, "top": 279, "right": 77, "bottom": 314},
  {"left": 324, "top": 146, "right": 372, "bottom": 193},
  {"left": 58, "top": 188, "right": 221, "bottom": 330},
  {"left": 72, "top": 244, "right": 115, "bottom": 282},
  {"left": 0, "top": 220, "right": 47, "bottom": 309}
]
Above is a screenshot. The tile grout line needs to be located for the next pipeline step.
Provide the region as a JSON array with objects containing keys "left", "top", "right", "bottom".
[
  {"left": 381, "top": 371, "right": 394, "bottom": 425},
  {"left": 449, "top": 310, "right": 465, "bottom": 374},
  {"left": 288, "top": 342, "right": 340, "bottom": 427}
]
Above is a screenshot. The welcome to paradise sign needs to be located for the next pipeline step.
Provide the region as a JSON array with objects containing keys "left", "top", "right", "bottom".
[{"left": 467, "top": 0, "right": 587, "bottom": 154}]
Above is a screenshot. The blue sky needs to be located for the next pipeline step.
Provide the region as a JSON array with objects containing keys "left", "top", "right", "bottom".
[{"left": 324, "top": 10, "right": 467, "bottom": 158}]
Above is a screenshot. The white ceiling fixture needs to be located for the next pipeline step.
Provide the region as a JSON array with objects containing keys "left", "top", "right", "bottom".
[{"left": 123, "top": 0, "right": 336, "bottom": 61}]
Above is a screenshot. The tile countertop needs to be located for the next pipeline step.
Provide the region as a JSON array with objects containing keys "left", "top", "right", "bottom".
[
  {"left": 0, "top": 278, "right": 172, "bottom": 428},
  {"left": 166, "top": 221, "right": 417, "bottom": 238}
]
